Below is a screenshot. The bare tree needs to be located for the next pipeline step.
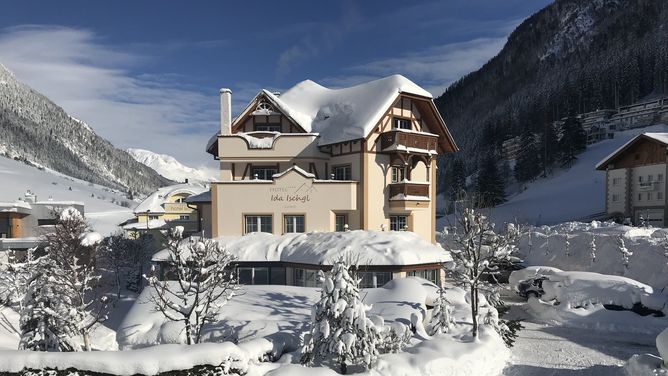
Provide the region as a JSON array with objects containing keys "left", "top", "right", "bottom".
[
  {"left": 442, "top": 208, "right": 519, "bottom": 338},
  {"left": 145, "top": 227, "right": 237, "bottom": 345}
]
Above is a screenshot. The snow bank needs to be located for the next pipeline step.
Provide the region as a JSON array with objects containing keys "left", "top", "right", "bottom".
[
  {"left": 153, "top": 231, "right": 451, "bottom": 266},
  {"left": 516, "top": 221, "right": 668, "bottom": 288},
  {"left": 0, "top": 342, "right": 255, "bottom": 375}
]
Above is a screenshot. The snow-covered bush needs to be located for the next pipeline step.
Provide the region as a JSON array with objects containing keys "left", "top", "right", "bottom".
[
  {"left": 20, "top": 207, "right": 108, "bottom": 351},
  {"left": 442, "top": 208, "right": 520, "bottom": 338},
  {"left": 300, "top": 260, "right": 381, "bottom": 374},
  {"left": 145, "top": 227, "right": 237, "bottom": 345},
  {"left": 97, "top": 232, "right": 153, "bottom": 298},
  {"left": 427, "top": 287, "right": 455, "bottom": 336}
]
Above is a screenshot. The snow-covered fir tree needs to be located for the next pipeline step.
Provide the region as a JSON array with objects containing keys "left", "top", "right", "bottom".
[
  {"left": 475, "top": 152, "right": 506, "bottom": 207},
  {"left": 558, "top": 115, "right": 586, "bottom": 167},
  {"left": 19, "top": 207, "right": 107, "bottom": 351},
  {"left": 617, "top": 234, "right": 632, "bottom": 270},
  {"left": 564, "top": 234, "right": 571, "bottom": 257},
  {"left": 301, "top": 260, "right": 381, "bottom": 374},
  {"left": 514, "top": 126, "right": 540, "bottom": 184},
  {"left": 427, "top": 287, "right": 455, "bottom": 336},
  {"left": 443, "top": 208, "right": 519, "bottom": 338},
  {"left": 590, "top": 233, "right": 597, "bottom": 264},
  {"left": 145, "top": 227, "right": 237, "bottom": 345}
]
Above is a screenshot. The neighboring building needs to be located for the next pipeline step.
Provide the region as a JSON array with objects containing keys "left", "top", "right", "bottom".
[
  {"left": 578, "top": 109, "right": 616, "bottom": 145},
  {"left": 609, "top": 97, "right": 668, "bottom": 131},
  {"left": 596, "top": 132, "right": 668, "bottom": 226},
  {"left": 153, "top": 230, "right": 451, "bottom": 288},
  {"left": 0, "top": 191, "right": 84, "bottom": 251},
  {"left": 204, "top": 75, "right": 458, "bottom": 243},
  {"left": 121, "top": 183, "right": 208, "bottom": 236}
]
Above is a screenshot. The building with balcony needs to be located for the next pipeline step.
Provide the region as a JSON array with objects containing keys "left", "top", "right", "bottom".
[
  {"left": 121, "top": 183, "right": 208, "bottom": 236},
  {"left": 596, "top": 132, "right": 668, "bottom": 226},
  {"left": 204, "top": 75, "right": 458, "bottom": 243},
  {"left": 0, "top": 191, "right": 84, "bottom": 252}
]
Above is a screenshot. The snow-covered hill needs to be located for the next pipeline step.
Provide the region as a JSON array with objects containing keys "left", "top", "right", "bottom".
[
  {"left": 0, "top": 63, "right": 170, "bottom": 194},
  {"left": 438, "top": 124, "right": 668, "bottom": 228},
  {"left": 0, "top": 156, "right": 135, "bottom": 235},
  {"left": 126, "top": 148, "right": 217, "bottom": 183}
]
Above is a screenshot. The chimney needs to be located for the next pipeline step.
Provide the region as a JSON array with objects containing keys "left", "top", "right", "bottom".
[{"left": 220, "top": 88, "right": 232, "bottom": 135}]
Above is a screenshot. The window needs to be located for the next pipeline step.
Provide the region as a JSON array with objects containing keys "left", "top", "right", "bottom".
[
  {"left": 37, "top": 218, "right": 57, "bottom": 226},
  {"left": 294, "top": 269, "right": 321, "bottom": 287},
  {"left": 612, "top": 177, "right": 622, "bottom": 186},
  {"left": 659, "top": 174, "right": 664, "bottom": 182},
  {"left": 237, "top": 267, "right": 272, "bottom": 285},
  {"left": 335, "top": 214, "right": 348, "bottom": 232},
  {"left": 358, "top": 272, "right": 392, "bottom": 288},
  {"left": 332, "top": 165, "right": 352, "bottom": 180},
  {"left": 174, "top": 197, "right": 186, "bottom": 203},
  {"left": 393, "top": 118, "right": 411, "bottom": 130},
  {"left": 648, "top": 192, "right": 653, "bottom": 201},
  {"left": 612, "top": 194, "right": 620, "bottom": 202},
  {"left": 639, "top": 176, "right": 644, "bottom": 183},
  {"left": 255, "top": 124, "right": 281, "bottom": 132},
  {"left": 638, "top": 193, "right": 642, "bottom": 201},
  {"left": 245, "top": 215, "right": 272, "bottom": 234},
  {"left": 390, "top": 215, "right": 408, "bottom": 231},
  {"left": 659, "top": 192, "right": 664, "bottom": 200},
  {"left": 408, "top": 269, "right": 439, "bottom": 285},
  {"left": 0, "top": 217, "right": 10, "bottom": 238},
  {"left": 252, "top": 167, "right": 278, "bottom": 180},
  {"left": 284, "top": 215, "right": 305, "bottom": 233},
  {"left": 149, "top": 215, "right": 160, "bottom": 220},
  {"left": 649, "top": 175, "right": 654, "bottom": 182},
  {"left": 391, "top": 166, "right": 406, "bottom": 183},
  {"left": 179, "top": 215, "right": 190, "bottom": 220}
]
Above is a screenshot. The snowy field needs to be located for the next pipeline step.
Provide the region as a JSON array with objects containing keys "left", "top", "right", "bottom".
[{"left": 0, "top": 156, "right": 135, "bottom": 234}]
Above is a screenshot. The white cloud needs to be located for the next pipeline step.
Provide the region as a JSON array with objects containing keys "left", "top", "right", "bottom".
[{"left": 0, "top": 25, "right": 218, "bottom": 169}]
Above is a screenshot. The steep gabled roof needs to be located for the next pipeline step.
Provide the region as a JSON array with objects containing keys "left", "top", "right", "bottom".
[
  {"left": 596, "top": 132, "right": 668, "bottom": 170},
  {"left": 207, "top": 75, "right": 458, "bottom": 154}
]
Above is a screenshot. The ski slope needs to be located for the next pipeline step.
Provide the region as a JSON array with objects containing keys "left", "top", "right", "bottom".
[
  {"left": 0, "top": 156, "right": 135, "bottom": 234},
  {"left": 439, "top": 124, "right": 668, "bottom": 228}
]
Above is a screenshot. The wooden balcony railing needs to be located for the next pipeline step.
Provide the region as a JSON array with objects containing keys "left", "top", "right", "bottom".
[
  {"left": 164, "top": 202, "right": 190, "bottom": 212},
  {"left": 379, "top": 130, "right": 438, "bottom": 153},
  {"left": 388, "top": 182, "right": 429, "bottom": 199}
]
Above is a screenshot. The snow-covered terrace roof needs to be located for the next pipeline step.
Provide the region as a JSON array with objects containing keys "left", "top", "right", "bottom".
[
  {"left": 153, "top": 230, "right": 451, "bottom": 267},
  {"left": 596, "top": 131, "right": 668, "bottom": 170},
  {"left": 0, "top": 201, "right": 32, "bottom": 214},
  {"left": 122, "top": 219, "right": 168, "bottom": 231},
  {"left": 134, "top": 183, "right": 208, "bottom": 214},
  {"left": 185, "top": 190, "right": 211, "bottom": 204},
  {"left": 207, "top": 74, "right": 458, "bottom": 152}
]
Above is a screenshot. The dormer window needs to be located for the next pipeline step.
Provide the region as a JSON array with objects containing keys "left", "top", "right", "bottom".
[
  {"left": 254, "top": 113, "right": 282, "bottom": 132},
  {"left": 393, "top": 118, "right": 411, "bottom": 130}
]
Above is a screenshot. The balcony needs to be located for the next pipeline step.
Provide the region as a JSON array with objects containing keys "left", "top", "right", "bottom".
[
  {"left": 379, "top": 130, "right": 439, "bottom": 154},
  {"left": 638, "top": 181, "right": 659, "bottom": 191},
  {"left": 388, "top": 182, "right": 430, "bottom": 199}
]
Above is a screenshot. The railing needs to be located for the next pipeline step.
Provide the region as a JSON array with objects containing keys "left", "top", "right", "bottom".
[
  {"left": 164, "top": 202, "right": 190, "bottom": 212},
  {"left": 379, "top": 130, "right": 438, "bottom": 153},
  {"left": 638, "top": 181, "right": 659, "bottom": 191},
  {"left": 388, "top": 182, "right": 429, "bottom": 198}
]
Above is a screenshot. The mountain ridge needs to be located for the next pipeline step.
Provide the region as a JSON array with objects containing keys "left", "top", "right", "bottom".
[{"left": 127, "top": 148, "right": 217, "bottom": 183}]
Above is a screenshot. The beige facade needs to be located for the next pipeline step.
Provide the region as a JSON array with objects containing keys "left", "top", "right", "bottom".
[
  {"left": 597, "top": 133, "right": 668, "bottom": 226},
  {"left": 206, "top": 76, "right": 458, "bottom": 243}
]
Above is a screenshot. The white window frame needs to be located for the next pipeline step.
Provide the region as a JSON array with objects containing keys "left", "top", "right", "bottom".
[
  {"left": 390, "top": 215, "right": 408, "bottom": 231},
  {"left": 391, "top": 166, "right": 406, "bottom": 183},
  {"left": 284, "top": 215, "right": 305, "bottom": 233},
  {"left": 332, "top": 165, "right": 352, "bottom": 180},
  {"left": 245, "top": 215, "right": 273, "bottom": 234},
  {"left": 392, "top": 117, "right": 411, "bottom": 130}
]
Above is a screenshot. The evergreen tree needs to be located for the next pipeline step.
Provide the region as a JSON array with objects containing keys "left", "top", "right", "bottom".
[
  {"left": 450, "top": 158, "right": 466, "bottom": 201},
  {"left": 427, "top": 287, "right": 455, "bottom": 335},
  {"left": 538, "top": 122, "right": 559, "bottom": 176},
  {"left": 514, "top": 127, "right": 540, "bottom": 183},
  {"left": 475, "top": 152, "right": 506, "bottom": 207},
  {"left": 301, "top": 260, "right": 380, "bottom": 374},
  {"left": 558, "top": 116, "right": 587, "bottom": 167}
]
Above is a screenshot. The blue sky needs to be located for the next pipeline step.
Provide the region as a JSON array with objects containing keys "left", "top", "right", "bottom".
[{"left": 0, "top": 0, "right": 551, "bottom": 168}]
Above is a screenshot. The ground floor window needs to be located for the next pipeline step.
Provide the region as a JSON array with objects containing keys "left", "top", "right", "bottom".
[
  {"left": 408, "top": 269, "right": 439, "bottom": 285},
  {"left": 390, "top": 215, "right": 408, "bottom": 231},
  {"left": 245, "top": 215, "right": 273, "bottom": 234},
  {"left": 237, "top": 266, "right": 286, "bottom": 285},
  {"left": 294, "top": 268, "right": 321, "bottom": 287},
  {"left": 358, "top": 271, "right": 392, "bottom": 288},
  {"left": 335, "top": 214, "right": 348, "bottom": 232},
  {"left": 284, "top": 215, "right": 305, "bottom": 233},
  {"left": 0, "top": 217, "right": 10, "bottom": 238},
  {"left": 179, "top": 215, "right": 190, "bottom": 220}
]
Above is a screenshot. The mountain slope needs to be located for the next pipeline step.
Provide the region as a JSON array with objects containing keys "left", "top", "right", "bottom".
[
  {"left": 127, "top": 148, "right": 217, "bottom": 183},
  {"left": 0, "top": 64, "right": 172, "bottom": 194},
  {"left": 436, "top": 0, "right": 668, "bottom": 172}
]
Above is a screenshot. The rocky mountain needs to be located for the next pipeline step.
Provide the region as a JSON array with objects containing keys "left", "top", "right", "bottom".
[
  {"left": 127, "top": 148, "right": 217, "bottom": 183},
  {"left": 0, "top": 63, "right": 172, "bottom": 195},
  {"left": 436, "top": 0, "right": 668, "bottom": 176}
]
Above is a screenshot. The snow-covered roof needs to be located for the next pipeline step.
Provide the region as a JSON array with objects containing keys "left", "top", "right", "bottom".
[
  {"left": 596, "top": 131, "right": 668, "bottom": 170},
  {"left": 185, "top": 190, "right": 211, "bottom": 203},
  {"left": 207, "top": 75, "right": 456, "bottom": 154},
  {"left": 0, "top": 201, "right": 32, "bottom": 213},
  {"left": 153, "top": 230, "right": 451, "bottom": 266},
  {"left": 134, "top": 183, "right": 208, "bottom": 214},
  {"left": 122, "top": 219, "right": 168, "bottom": 230}
]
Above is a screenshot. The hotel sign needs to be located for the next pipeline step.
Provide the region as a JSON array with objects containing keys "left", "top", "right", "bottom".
[{"left": 269, "top": 183, "right": 316, "bottom": 207}]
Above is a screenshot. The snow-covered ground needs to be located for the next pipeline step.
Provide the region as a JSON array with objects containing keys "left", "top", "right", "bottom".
[{"left": 0, "top": 156, "right": 134, "bottom": 235}]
